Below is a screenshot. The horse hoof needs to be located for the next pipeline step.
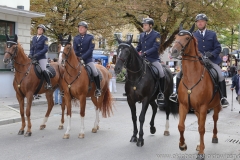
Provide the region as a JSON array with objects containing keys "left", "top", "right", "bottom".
[
  {"left": 40, "top": 125, "right": 46, "bottom": 130},
  {"left": 18, "top": 130, "right": 24, "bottom": 135},
  {"left": 92, "top": 128, "right": 98, "bottom": 133},
  {"left": 63, "top": 134, "right": 70, "bottom": 139},
  {"left": 130, "top": 136, "right": 138, "bottom": 142},
  {"left": 196, "top": 145, "right": 200, "bottom": 151},
  {"left": 197, "top": 154, "right": 205, "bottom": 160},
  {"left": 179, "top": 144, "right": 187, "bottom": 151},
  {"left": 58, "top": 125, "right": 64, "bottom": 130},
  {"left": 136, "top": 139, "right": 144, "bottom": 147},
  {"left": 78, "top": 134, "right": 85, "bottom": 139},
  {"left": 24, "top": 132, "right": 32, "bottom": 137},
  {"left": 164, "top": 131, "right": 170, "bottom": 136},
  {"left": 150, "top": 127, "right": 156, "bottom": 134},
  {"left": 212, "top": 137, "right": 218, "bottom": 143}
]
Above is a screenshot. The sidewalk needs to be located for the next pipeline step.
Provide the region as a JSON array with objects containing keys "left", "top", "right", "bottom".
[{"left": 0, "top": 82, "right": 126, "bottom": 126}]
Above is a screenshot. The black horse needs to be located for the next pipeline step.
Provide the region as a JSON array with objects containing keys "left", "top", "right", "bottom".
[{"left": 114, "top": 36, "right": 178, "bottom": 147}]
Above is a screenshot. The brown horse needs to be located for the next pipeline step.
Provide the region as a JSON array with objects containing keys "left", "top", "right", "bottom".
[
  {"left": 3, "top": 34, "right": 65, "bottom": 137},
  {"left": 170, "top": 24, "right": 221, "bottom": 160},
  {"left": 58, "top": 35, "right": 113, "bottom": 139}
]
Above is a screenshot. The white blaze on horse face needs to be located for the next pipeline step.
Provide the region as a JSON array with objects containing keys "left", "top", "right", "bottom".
[
  {"left": 118, "top": 49, "right": 122, "bottom": 58},
  {"left": 58, "top": 46, "right": 64, "bottom": 64}
]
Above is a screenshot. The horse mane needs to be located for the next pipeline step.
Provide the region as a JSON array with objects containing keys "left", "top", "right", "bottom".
[
  {"left": 192, "top": 37, "right": 202, "bottom": 57},
  {"left": 17, "top": 42, "right": 28, "bottom": 58}
]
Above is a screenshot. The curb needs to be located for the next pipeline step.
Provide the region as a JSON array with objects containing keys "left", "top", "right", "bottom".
[
  {"left": 0, "top": 117, "right": 22, "bottom": 126},
  {"left": 0, "top": 97, "right": 127, "bottom": 126},
  {"left": 9, "top": 97, "right": 127, "bottom": 109}
]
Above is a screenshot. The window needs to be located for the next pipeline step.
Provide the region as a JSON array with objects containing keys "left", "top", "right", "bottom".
[
  {"left": 126, "top": 33, "right": 133, "bottom": 42},
  {"left": 0, "top": 20, "right": 15, "bottom": 70},
  {"left": 136, "top": 34, "right": 140, "bottom": 42},
  {"left": 98, "top": 37, "right": 106, "bottom": 49},
  {"left": 114, "top": 32, "right": 122, "bottom": 45}
]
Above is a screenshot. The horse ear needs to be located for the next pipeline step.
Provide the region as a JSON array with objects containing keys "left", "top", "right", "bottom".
[
  {"left": 179, "top": 23, "right": 183, "bottom": 31},
  {"left": 115, "top": 34, "right": 122, "bottom": 44},
  {"left": 58, "top": 34, "right": 63, "bottom": 41},
  {"left": 14, "top": 34, "right": 18, "bottom": 42},
  {"left": 5, "top": 34, "right": 10, "bottom": 41},
  {"left": 68, "top": 35, "right": 71, "bottom": 42},
  {"left": 189, "top": 23, "right": 195, "bottom": 33}
]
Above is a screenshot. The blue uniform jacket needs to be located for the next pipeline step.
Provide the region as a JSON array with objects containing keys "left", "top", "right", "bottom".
[
  {"left": 73, "top": 34, "right": 95, "bottom": 64},
  {"left": 136, "top": 30, "right": 161, "bottom": 62},
  {"left": 193, "top": 30, "right": 222, "bottom": 64},
  {"left": 231, "top": 74, "right": 240, "bottom": 94},
  {"left": 30, "top": 35, "right": 48, "bottom": 60}
]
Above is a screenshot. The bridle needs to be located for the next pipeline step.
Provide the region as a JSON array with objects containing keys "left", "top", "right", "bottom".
[
  {"left": 117, "top": 43, "right": 144, "bottom": 73},
  {"left": 59, "top": 42, "right": 72, "bottom": 65},
  {"left": 4, "top": 41, "right": 31, "bottom": 71},
  {"left": 174, "top": 30, "right": 201, "bottom": 61},
  {"left": 5, "top": 41, "right": 18, "bottom": 61}
]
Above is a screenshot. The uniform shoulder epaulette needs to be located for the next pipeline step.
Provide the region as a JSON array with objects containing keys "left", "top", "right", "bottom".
[
  {"left": 87, "top": 34, "right": 94, "bottom": 37},
  {"left": 207, "top": 30, "right": 215, "bottom": 33}
]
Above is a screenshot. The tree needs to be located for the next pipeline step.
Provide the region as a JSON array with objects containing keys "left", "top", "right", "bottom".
[
  {"left": 218, "top": 25, "right": 239, "bottom": 52},
  {"left": 30, "top": 0, "right": 125, "bottom": 41},
  {"left": 112, "top": 0, "right": 240, "bottom": 53}
]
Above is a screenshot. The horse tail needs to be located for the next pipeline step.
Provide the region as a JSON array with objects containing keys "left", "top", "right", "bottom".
[
  {"left": 162, "top": 65, "right": 179, "bottom": 117},
  {"left": 169, "top": 100, "right": 179, "bottom": 117},
  {"left": 101, "top": 87, "right": 113, "bottom": 118}
]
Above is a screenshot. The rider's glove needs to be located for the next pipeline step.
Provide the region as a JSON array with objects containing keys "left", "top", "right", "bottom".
[{"left": 205, "top": 52, "right": 213, "bottom": 58}]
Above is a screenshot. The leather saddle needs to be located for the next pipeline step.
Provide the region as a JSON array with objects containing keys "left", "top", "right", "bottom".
[
  {"left": 85, "top": 64, "right": 102, "bottom": 90},
  {"left": 34, "top": 63, "right": 56, "bottom": 79}
]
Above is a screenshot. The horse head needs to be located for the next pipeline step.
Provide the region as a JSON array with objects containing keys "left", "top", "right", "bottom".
[
  {"left": 3, "top": 34, "right": 18, "bottom": 64},
  {"left": 114, "top": 35, "right": 134, "bottom": 74},
  {"left": 171, "top": 23, "right": 195, "bottom": 58},
  {"left": 58, "top": 34, "right": 72, "bottom": 65}
]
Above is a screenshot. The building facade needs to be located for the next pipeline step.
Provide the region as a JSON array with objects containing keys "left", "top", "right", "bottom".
[{"left": 0, "top": 0, "right": 44, "bottom": 97}]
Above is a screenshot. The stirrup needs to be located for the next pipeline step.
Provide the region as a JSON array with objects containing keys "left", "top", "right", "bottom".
[
  {"left": 95, "top": 89, "right": 101, "bottom": 97},
  {"left": 220, "top": 97, "right": 229, "bottom": 108},
  {"left": 156, "top": 93, "right": 165, "bottom": 105},
  {"left": 157, "top": 93, "right": 164, "bottom": 101},
  {"left": 45, "top": 84, "right": 52, "bottom": 90},
  {"left": 169, "top": 93, "right": 178, "bottom": 103}
]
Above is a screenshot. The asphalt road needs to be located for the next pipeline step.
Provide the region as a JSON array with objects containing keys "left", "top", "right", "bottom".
[{"left": 0, "top": 86, "right": 240, "bottom": 160}]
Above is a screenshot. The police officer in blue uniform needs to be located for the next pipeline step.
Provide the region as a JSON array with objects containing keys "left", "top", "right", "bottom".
[
  {"left": 73, "top": 21, "right": 101, "bottom": 97},
  {"left": 29, "top": 24, "right": 52, "bottom": 89},
  {"left": 169, "top": 14, "right": 229, "bottom": 107},
  {"left": 135, "top": 18, "right": 165, "bottom": 105}
]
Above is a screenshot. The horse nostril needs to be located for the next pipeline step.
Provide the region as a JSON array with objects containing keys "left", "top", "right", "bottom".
[{"left": 173, "top": 49, "right": 178, "bottom": 54}]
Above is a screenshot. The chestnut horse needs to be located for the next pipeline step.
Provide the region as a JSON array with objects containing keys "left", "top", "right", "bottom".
[
  {"left": 3, "top": 34, "right": 65, "bottom": 137},
  {"left": 170, "top": 24, "right": 221, "bottom": 160},
  {"left": 58, "top": 35, "right": 113, "bottom": 139}
]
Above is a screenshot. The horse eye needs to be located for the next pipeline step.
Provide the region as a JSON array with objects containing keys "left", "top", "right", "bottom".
[{"left": 67, "top": 46, "right": 70, "bottom": 49}]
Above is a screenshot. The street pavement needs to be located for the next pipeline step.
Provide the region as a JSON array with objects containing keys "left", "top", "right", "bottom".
[{"left": 0, "top": 79, "right": 240, "bottom": 160}]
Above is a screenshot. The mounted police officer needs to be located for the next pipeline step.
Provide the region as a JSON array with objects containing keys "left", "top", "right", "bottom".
[
  {"left": 169, "top": 13, "right": 229, "bottom": 108},
  {"left": 29, "top": 24, "right": 52, "bottom": 89},
  {"left": 73, "top": 21, "right": 101, "bottom": 97},
  {"left": 135, "top": 18, "right": 165, "bottom": 105}
]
